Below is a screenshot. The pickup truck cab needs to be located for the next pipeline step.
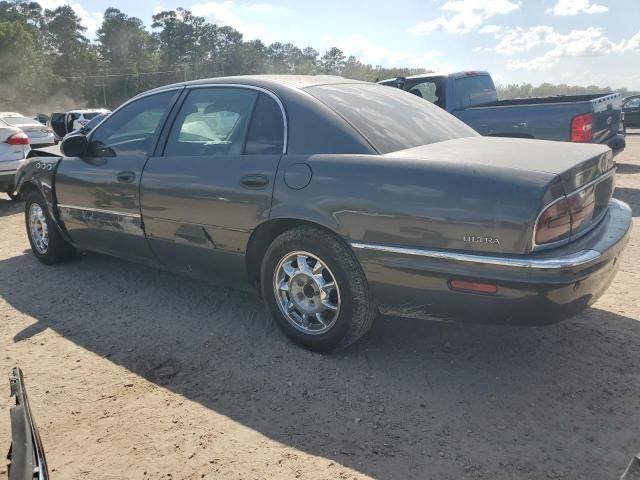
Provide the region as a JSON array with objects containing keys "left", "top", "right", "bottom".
[{"left": 379, "top": 71, "right": 626, "bottom": 155}]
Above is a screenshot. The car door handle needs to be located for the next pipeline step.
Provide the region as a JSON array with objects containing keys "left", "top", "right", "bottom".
[
  {"left": 240, "top": 174, "right": 269, "bottom": 189},
  {"left": 117, "top": 170, "right": 136, "bottom": 183}
]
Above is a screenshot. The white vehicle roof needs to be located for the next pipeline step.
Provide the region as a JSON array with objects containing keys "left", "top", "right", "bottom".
[
  {"left": 67, "top": 109, "right": 111, "bottom": 114},
  {"left": 0, "top": 112, "right": 25, "bottom": 118}
]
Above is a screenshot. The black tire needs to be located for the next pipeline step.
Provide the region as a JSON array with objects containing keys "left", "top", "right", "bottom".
[
  {"left": 6, "top": 187, "right": 20, "bottom": 201},
  {"left": 260, "top": 227, "right": 376, "bottom": 352},
  {"left": 24, "top": 191, "right": 75, "bottom": 264}
]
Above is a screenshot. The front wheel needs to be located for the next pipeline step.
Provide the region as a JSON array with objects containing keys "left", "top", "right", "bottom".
[
  {"left": 24, "top": 191, "right": 75, "bottom": 264},
  {"left": 261, "top": 227, "right": 376, "bottom": 352}
]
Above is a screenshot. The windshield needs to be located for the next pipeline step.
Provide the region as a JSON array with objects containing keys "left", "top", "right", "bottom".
[
  {"left": 83, "top": 112, "right": 103, "bottom": 120},
  {"left": 306, "top": 83, "right": 477, "bottom": 154},
  {"left": 1, "top": 116, "right": 40, "bottom": 126}
]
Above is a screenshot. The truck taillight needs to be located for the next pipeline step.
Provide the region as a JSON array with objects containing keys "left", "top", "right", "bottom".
[
  {"left": 571, "top": 113, "right": 593, "bottom": 142},
  {"left": 534, "top": 198, "right": 571, "bottom": 245},
  {"left": 5, "top": 132, "right": 29, "bottom": 145}
]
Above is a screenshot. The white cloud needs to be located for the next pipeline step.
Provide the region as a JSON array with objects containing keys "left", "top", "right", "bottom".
[
  {"left": 38, "top": 0, "right": 102, "bottom": 37},
  {"left": 189, "top": 1, "right": 268, "bottom": 40},
  {"left": 479, "top": 24, "right": 502, "bottom": 35},
  {"left": 409, "top": 0, "right": 520, "bottom": 35},
  {"left": 548, "top": 0, "right": 608, "bottom": 16},
  {"left": 246, "top": 3, "right": 290, "bottom": 14},
  {"left": 153, "top": 5, "right": 169, "bottom": 15},
  {"left": 189, "top": 0, "right": 290, "bottom": 40},
  {"left": 502, "top": 26, "right": 639, "bottom": 71},
  {"left": 319, "top": 33, "right": 447, "bottom": 70}
]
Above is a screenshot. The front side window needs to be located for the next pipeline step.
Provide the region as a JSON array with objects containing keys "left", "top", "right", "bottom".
[
  {"left": 89, "top": 90, "right": 177, "bottom": 157},
  {"left": 165, "top": 87, "right": 257, "bottom": 157},
  {"left": 406, "top": 79, "right": 446, "bottom": 108}
]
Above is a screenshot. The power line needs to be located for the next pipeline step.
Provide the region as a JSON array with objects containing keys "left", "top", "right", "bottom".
[{"left": 62, "top": 69, "right": 182, "bottom": 79}]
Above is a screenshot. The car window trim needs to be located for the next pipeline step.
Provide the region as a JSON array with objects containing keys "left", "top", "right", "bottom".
[
  {"left": 240, "top": 93, "right": 261, "bottom": 155},
  {"left": 87, "top": 86, "right": 185, "bottom": 157}
]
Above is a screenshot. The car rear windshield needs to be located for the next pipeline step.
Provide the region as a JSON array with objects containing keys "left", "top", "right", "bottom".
[{"left": 306, "top": 83, "right": 478, "bottom": 154}]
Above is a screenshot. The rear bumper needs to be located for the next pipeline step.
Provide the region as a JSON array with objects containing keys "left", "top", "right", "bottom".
[{"left": 351, "top": 199, "right": 632, "bottom": 326}]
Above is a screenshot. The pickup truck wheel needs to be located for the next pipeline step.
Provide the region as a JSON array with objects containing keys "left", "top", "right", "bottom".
[
  {"left": 24, "top": 191, "right": 75, "bottom": 264},
  {"left": 261, "top": 227, "right": 376, "bottom": 352}
]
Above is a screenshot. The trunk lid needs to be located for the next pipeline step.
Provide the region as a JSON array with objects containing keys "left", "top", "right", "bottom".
[
  {"left": 389, "top": 136, "right": 616, "bottom": 250},
  {"left": 389, "top": 136, "right": 614, "bottom": 191}
]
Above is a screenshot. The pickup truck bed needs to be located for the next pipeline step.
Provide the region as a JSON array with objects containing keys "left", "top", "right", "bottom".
[{"left": 379, "top": 71, "right": 626, "bottom": 155}]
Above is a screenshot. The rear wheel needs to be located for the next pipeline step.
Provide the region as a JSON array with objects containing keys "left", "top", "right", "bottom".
[
  {"left": 261, "top": 227, "right": 376, "bottom": 352},
  {"left": 24, "top": 191, "right": 75, "bottom": 264}
]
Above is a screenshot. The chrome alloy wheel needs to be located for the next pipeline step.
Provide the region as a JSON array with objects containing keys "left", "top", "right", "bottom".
[
  {"left": 29, "top": 203, "right": 49, "bottom": 254},
  {"left": 273, "top": 251, "right": 341, "bottom": 335}
]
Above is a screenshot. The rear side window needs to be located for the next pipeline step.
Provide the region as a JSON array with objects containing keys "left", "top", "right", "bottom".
[
  {"left": 164, "top": 87, "right": 257, "bottom": 157},
  {"left": 307, "top": 83, "right": 477, "bottom": 154},
  {"left": 454, "top": 75, "right": 497, "bottom": 108},
  {"left": 245, "top": 93, "right": 284, "bottom": 155}
]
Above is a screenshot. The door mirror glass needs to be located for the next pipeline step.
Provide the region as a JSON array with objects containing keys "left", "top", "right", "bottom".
[{"left": 60, "top": 134, "right": 88, "bottom": 157}]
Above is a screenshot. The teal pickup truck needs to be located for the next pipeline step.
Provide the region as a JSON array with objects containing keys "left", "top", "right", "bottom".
[{"left": 379, "top": 71, "right": 626, "bottom": 155}]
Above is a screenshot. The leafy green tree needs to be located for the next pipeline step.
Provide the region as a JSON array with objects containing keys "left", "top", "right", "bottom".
[
  {"left": 320, "top": 46, "right": 345, "bottom": 75},
  {"left": 0, "top": 20, "right": 52, "bottom": 109}
]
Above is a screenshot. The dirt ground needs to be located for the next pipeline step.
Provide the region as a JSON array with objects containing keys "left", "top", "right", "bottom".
[{"left": 1, "top": 132, "right": 639, "bottom": 480}]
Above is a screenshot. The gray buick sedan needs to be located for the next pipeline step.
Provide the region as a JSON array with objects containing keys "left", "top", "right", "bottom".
[{"left": 15, "top": 75, "right": 632, "bottom": 351}]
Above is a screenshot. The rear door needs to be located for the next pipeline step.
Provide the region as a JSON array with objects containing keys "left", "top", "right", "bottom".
[
  {"left": 49, "top": 113, "right": 66, "bottom": 138},
  {"left": 55, "top": 89, "right": 181, "bottom": 262},
  {"left": 141, "top": 86, "right": 286, "bottom": 283}
]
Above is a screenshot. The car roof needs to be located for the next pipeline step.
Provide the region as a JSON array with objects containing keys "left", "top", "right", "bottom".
[
  {"left": 67, "top": 109, "right": 110, "bottom": 113},
  {"left": 378, "top": 71, "right": 491, "bottom": 83},
  {"left": 145, "top": 75, "right": 369, "bottom": 96}
]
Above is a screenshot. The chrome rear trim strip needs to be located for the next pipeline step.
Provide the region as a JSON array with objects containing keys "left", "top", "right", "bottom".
[
  {"left": 57, "top": 204, "right": 141, "bottom": 218},
  {"left": 350, "top": 241, "right": 601, "bottom": 271}
]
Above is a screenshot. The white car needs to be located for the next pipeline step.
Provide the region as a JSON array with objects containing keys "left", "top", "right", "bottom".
[
  {"left": 0, "top": 115, "right": 55, "bottom": 148},
  {"left": 0, "top": 126, "right": 30, "bottom": 200}
]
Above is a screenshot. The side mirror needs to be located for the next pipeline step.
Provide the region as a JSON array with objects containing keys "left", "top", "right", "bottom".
[{"left": 60, "top": 135, "right": 88, "bottom": 157}]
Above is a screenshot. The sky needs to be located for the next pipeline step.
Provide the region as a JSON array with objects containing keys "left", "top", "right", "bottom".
[{"left": 36, "top": 0, "right": 640, "bottom": 89}]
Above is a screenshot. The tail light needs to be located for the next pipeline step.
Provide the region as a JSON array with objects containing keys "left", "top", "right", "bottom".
[
  {"left": 5, "top": 132, "right": 29, "bottom": 145},
  {"left": 41, "top": 128, "right": 53, "bottom": 133},
  {"left": 535, "top": 198, "right": 571, "bottom": 245},
  {"left": 567, "top": 185, "right": 596, "bottom": 235},
  {"left": 571, "top": 113, "right": 593, "bottom": 142},
  {"left": 535, "top": 173, "right": 611, "bottom": 247}
]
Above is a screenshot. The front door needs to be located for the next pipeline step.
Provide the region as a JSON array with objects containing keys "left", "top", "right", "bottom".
[
  {"left": 55, "top": 89, "right": 181, "bottom": 261},
  {"left": 141, "top": 86, "right": 286, "bottom": 283}
]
